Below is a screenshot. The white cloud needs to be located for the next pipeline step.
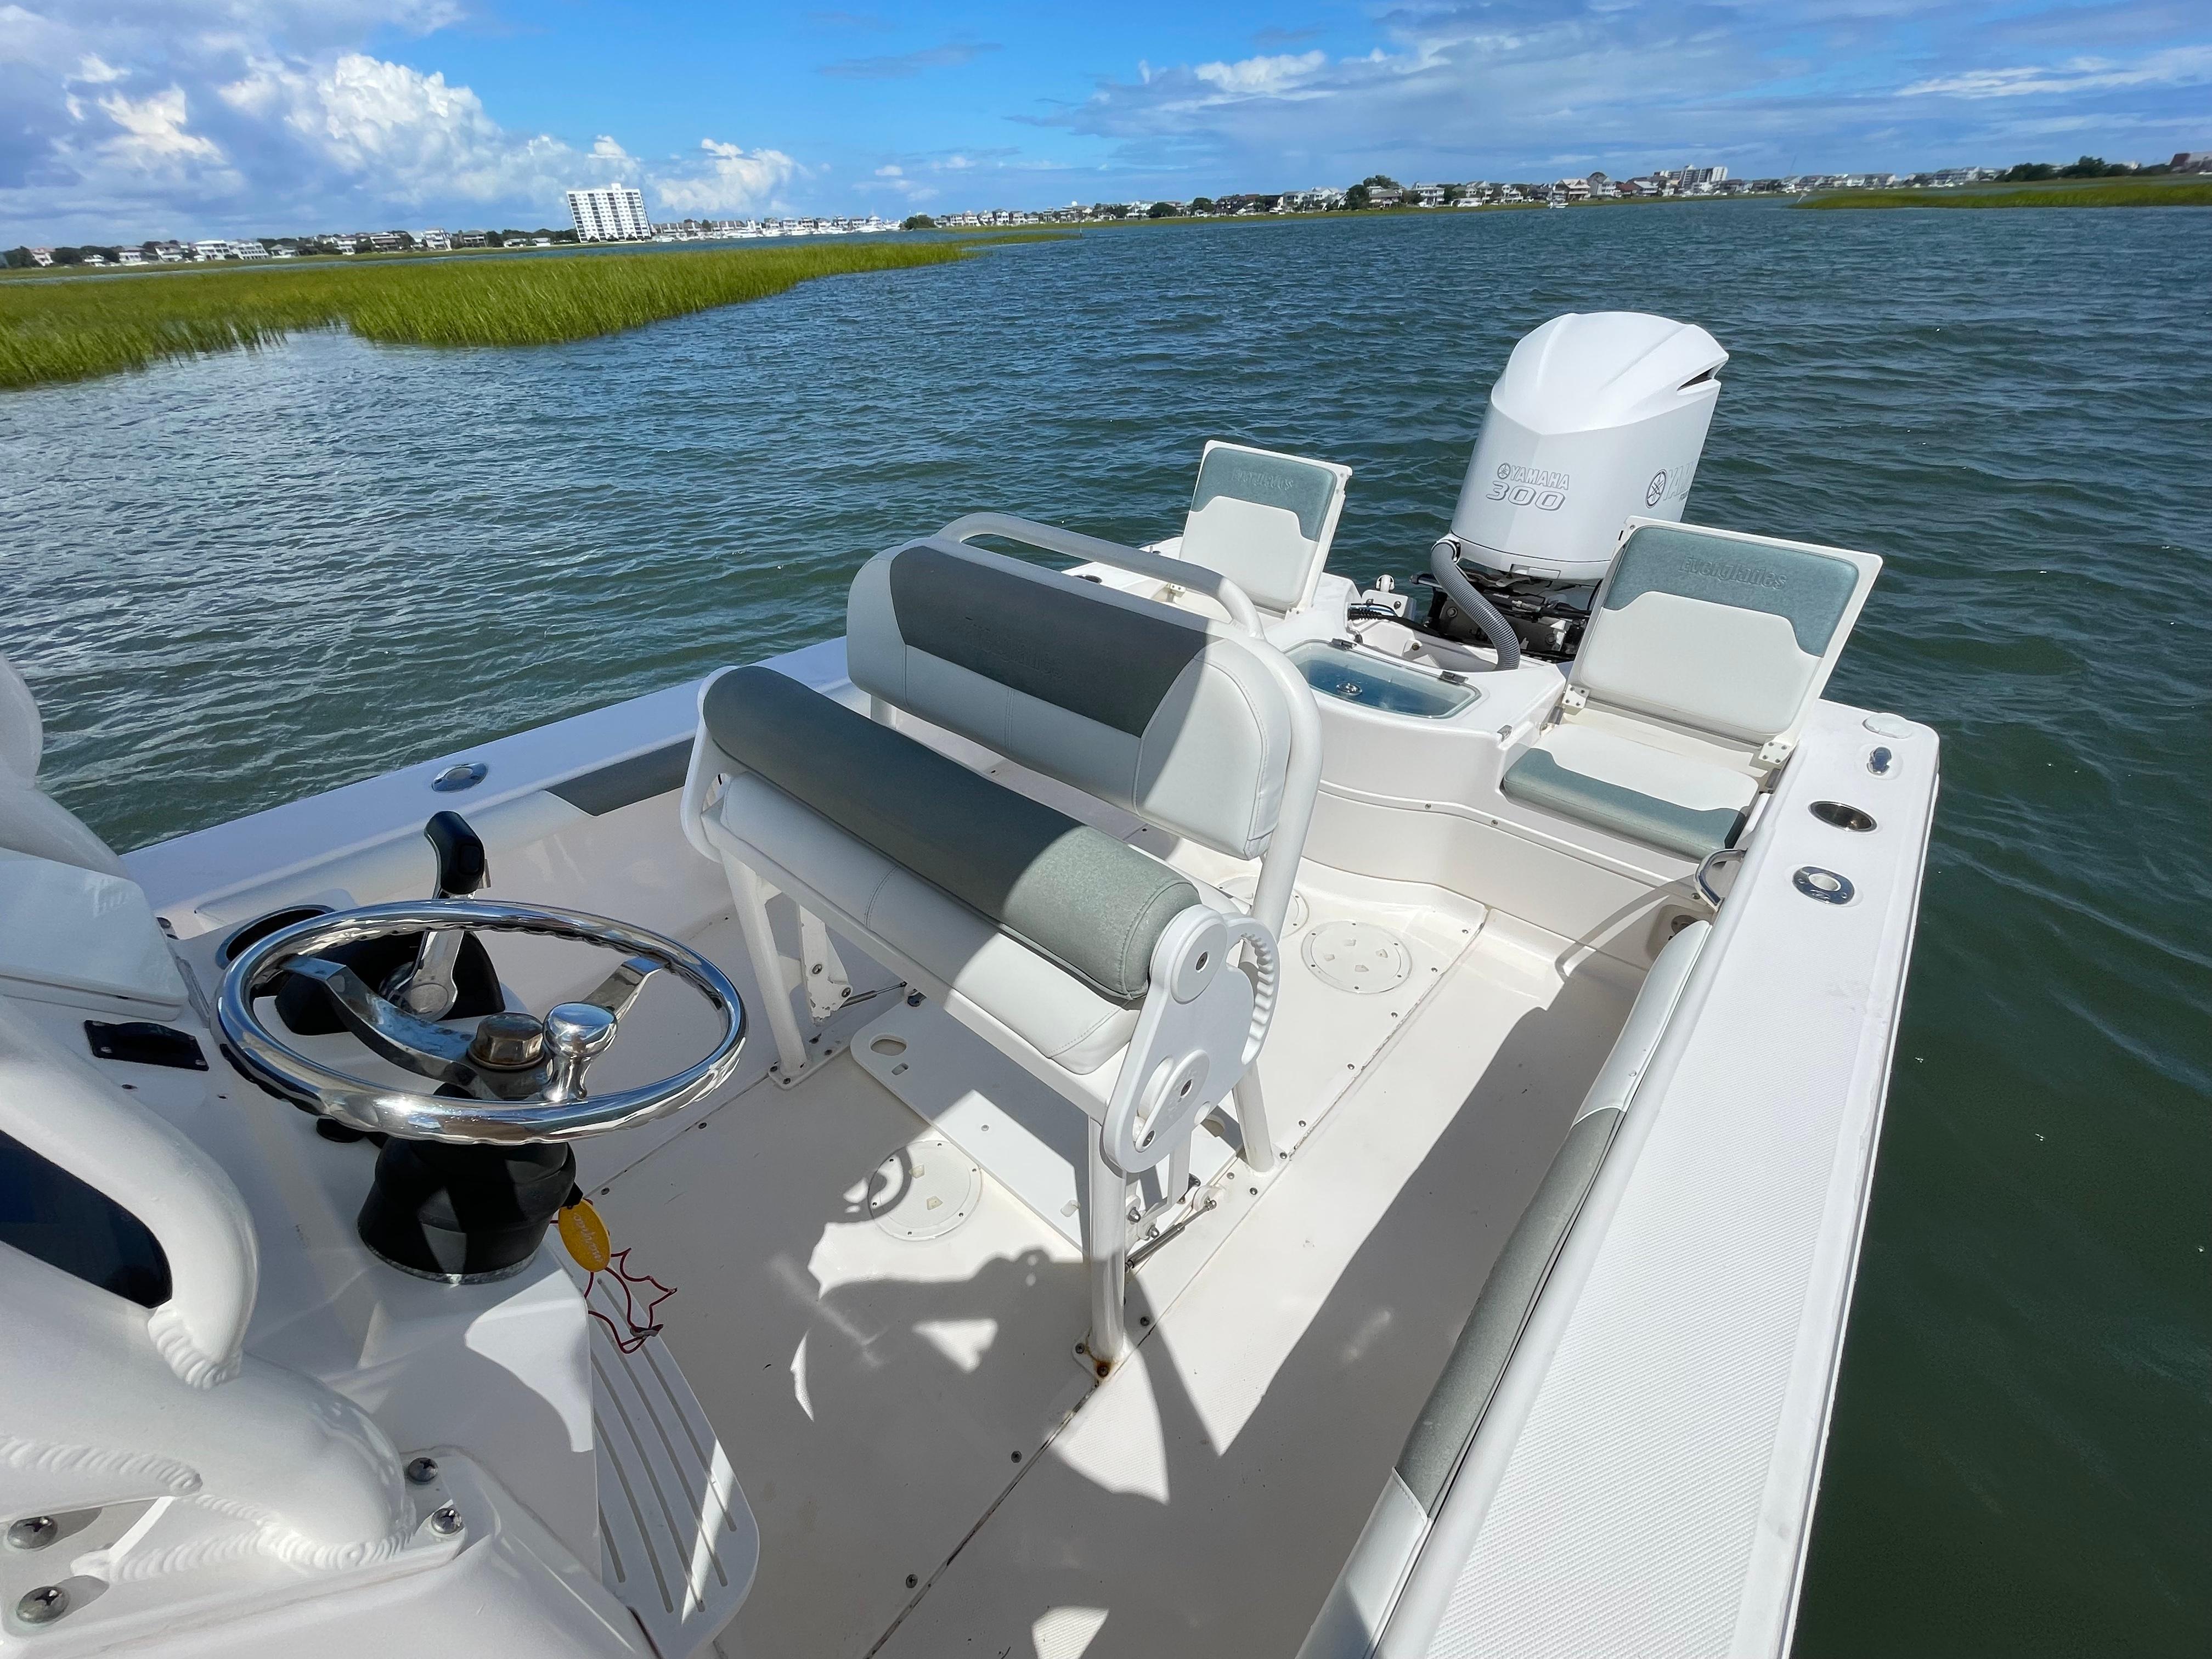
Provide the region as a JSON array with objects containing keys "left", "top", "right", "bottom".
[
  {"left": 1899, "top": 44, "right": 2212, "bottom": 99},
  {"left": 97, "top": 88, "right": 226, "bottom": 170},
  {"left": 0, "top": 5, "right": 809, "bottom": 240},
  {"left": 1034, "top": 3, "right": 2212, "bottom": 194},
  {"left": 653, "top": 139, "right": 799, "bottom": 213},
  {"left": 876, "top": 163, "right": 902, "bottom": 177},
  {"left": 214, "top": 53, "right": 596, "bottom": 208},
  {"left": 1193, "top": 50, "right": 1328, "bottom": 98}
]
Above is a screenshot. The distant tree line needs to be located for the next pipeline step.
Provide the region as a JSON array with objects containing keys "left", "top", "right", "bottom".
[
  {"left": 2001, "top": 156, "right": 2174, "bottom": 181},
  {"left": 4, "top": 227, "right": 579, "bottom": 268}
]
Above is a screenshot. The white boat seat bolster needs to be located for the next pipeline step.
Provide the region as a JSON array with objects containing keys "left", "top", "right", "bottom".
[
  {"left": 848, "top": 538, "right": 1294, "bottom": 859},
  {"left": 702, "top": 662, "right": 1203, "bottom": 1005},
  {"left": 1298, "top": 921, "right": 1712, "bottom": 1659},
  {"left": 0, "top": 654, "right": 127, "bottom": 878},
  {"left": 1177, "top": 441, "right": 1352, "bottom": 616}
]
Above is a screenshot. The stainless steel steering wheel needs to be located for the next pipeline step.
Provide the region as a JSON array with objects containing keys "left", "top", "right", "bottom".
[{"left": 218, "top": 900, "right": 747, "bottom": 1144}]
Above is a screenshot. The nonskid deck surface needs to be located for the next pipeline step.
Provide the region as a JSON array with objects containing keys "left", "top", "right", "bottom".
[{"left": 595, "top": 889, "right": 1634, "bottom": 1659}]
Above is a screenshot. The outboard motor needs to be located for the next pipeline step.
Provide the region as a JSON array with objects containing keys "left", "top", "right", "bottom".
[{"left": 1422, "top": 312, "right": 1726, "bottom": 660}]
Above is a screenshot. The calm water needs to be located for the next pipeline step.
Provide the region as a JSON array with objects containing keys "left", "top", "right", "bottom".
[{"left": 4, "top": 204, "right": 2208, "bottom": 1652}]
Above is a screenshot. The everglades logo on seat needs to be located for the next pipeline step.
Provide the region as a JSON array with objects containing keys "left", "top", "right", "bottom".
[
  {"left": 1685, "top": 556, "right": 1786, "bottom": 592},
  {"left": 1487, "top": 461, "right": 1569, "bottom": 512}
]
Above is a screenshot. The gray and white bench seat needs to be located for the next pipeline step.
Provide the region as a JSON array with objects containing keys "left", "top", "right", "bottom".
[
  {"left": 683, "top": 534, "right": 1322, "bottom": 1364},
  {"left": 1296, "top": 918, "right": 1711, "bottom": 1659},
  {"left": 1500, "top": 521, "right": 1880, "bottom": 864},
  {"left": 701, "top": 664, "right": 1201, "bottom": 1068}
]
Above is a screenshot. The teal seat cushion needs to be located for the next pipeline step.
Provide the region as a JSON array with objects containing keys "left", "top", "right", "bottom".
[
  {"left": 703, "top": 667, "right": 1200, "bottom": 1003},
  {"left": 1501, "top": 746, "right": 1746, "bottom": 861}
]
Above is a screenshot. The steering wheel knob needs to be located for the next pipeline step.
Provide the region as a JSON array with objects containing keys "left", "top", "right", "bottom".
[{"left": 544, "top": 1002, "right": 618, "bottom": 1103}]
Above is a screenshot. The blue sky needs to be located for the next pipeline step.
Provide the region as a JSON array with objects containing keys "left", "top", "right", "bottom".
[{"left": 4, "top": 3, "right": 2208, "bottom": 240}]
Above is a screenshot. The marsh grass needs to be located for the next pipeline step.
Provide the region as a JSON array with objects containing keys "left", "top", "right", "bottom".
[
  {"left": 1803, "top": 178, "right": 2212, "bottom": 211},
  {"left": 0, "top": 241, "right": 976, "bottom": 390}
]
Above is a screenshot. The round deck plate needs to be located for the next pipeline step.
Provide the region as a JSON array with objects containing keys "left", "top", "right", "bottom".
[
  {"left": 866, "top": 1137, "right": 983, "bottom": 1242},
  {"left": 1302, "top": 919, "right": 1412, "bottom": 995}
]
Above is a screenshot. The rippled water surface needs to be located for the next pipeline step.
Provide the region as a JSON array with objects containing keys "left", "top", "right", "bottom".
[{"left": 4, "top": 205, "right": 2208, "bottom": 1652}]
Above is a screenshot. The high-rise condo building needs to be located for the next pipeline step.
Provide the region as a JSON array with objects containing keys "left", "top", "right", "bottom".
[{"left": 566, "top": 184, "right": 652, "bottom": 242}]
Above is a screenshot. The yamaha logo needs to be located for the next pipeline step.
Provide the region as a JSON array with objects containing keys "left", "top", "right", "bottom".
[
  {"left": 1645, "top": 471, "right": 1667, "bottom": 507},
  {"left": 1496, "top": 462, "right": 1513, "bottom": 479}
]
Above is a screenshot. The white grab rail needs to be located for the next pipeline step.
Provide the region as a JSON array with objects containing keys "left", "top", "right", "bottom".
[
  {"left": 0, "top": 997, "right": 413, "bottom": 1568},
  {"left": 938, "top": 511, "right": 1266, "bottom": 636},
  {"left": 0, "top": 998, "right": 256, "bottom": 1387}
]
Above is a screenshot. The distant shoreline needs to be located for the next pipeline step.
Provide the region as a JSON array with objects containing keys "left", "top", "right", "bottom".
[
  {"left": 0, "top": 241, "right": 979, "bottom": 390},
  {"left": 1801, "top": 177, "right": 2212, "bottom": 210}
]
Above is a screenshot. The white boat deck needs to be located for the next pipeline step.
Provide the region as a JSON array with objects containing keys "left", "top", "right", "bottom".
[{"left": 596, "top": 895, "right": 1633, "bottom": 1658}]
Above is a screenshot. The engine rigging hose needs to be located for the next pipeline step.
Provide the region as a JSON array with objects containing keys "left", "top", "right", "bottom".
[{"left": 1427, "top": 537, "right": 1522, "bottom": 670}]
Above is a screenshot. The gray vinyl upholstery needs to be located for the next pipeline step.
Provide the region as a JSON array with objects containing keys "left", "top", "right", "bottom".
[
  {"left": 1178, "top": 441, "right": 1350, "bottom": 615},
  {"left": 1300, "top": 922, "right": 1711, "bottom": 1659},
  {"left": 848, "top": 538, "right": 1295, "bottom": 859},
  {"left": 1500, "top": 744, "right": 1747, "bottom": 861},
  {"left": 1500, "top": 522, "right": 1877, "bottom": 861},
  {"left": 1393, "top": 921, "right": 1709, "bottom": 1509},
  {"left": 1394, "top": 1109, "right": 1622, "bottom": 1511},
  {"left": 704, "top": 665, "right": 1199, "bottom": 1003},
  {"left": 1572, "top": 523, "right": 1867, "bottom": 746}
]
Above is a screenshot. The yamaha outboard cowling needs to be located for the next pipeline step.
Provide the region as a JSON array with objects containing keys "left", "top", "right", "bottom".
[{"left": 1425, "top": 312, "right": 1726, "bottom": 658}]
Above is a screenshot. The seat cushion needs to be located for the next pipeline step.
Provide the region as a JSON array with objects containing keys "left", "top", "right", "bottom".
[
  {"left": 1573, "top": 523, "right": 1866, "bottom": 745},
  {"left": 1179, "top": 441, "right": 1347, "bottom": 614},
  {"left": 1501, "top": 723, "right": 1754, "bottom": 860},
  {"left": 846, "top": 539, "right": 1295, "bottom": 860},
  {"left": 707, "top": 774, "right": 1138, "bottom": 1073},
  {"left": 703, "top": 665, "right": 1200, "bottom": 1003}
]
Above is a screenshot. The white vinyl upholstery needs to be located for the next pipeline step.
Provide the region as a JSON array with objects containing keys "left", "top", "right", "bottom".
[
  {"left": 687, "top": 538, "right": 1323, "bottom": 1362},
  {"left": 0, "top": 656, "right": 126, "bottom": 878},
  {"left": 0, "top": 657, "right": 41, "bottom": 783},
  {"left": 1177, "top": 441, "right": 1351, "bottom": 616},
  {"left": 847, "top": 538, "right": 1296, "bottom": 859},
  {"left": 706, "top": 773, "right": 1141, "bottom": 1074},
  {"left": 1503, "top": 522, "right": 1880, "bottom": 861},
  {"left": 1570, "top": 521, "right": 1880, "bottom": 750}
]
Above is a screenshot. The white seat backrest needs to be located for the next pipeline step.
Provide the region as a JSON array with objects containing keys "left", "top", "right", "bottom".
[
  {"left": 847, "top": 537, "right": 1299, "bottom": 859},
  {"left": 0, "top": 656, "right": 126, "bottom": 878},
  {"left": 1177, "top": 441, "right": 1351, "bottom": 616},
  {"left": 1571, "top": 520, "right": 1880, "bottom": 750},
  {"left": 0, "top": 656, "right": 42, "bottom": 785}
]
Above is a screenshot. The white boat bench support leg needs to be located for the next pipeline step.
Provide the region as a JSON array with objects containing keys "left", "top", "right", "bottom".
[
  {"left": 726, "top": 859, "right": 814, "bottom": 1082},
  {"left": 1083, "top": 907, "right": 1279, "bottom": 1366}
]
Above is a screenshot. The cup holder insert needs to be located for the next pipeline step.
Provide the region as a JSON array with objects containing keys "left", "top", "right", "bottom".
[{"left": 1809, "top": 800, "right": 1877, "bottom": 832}]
